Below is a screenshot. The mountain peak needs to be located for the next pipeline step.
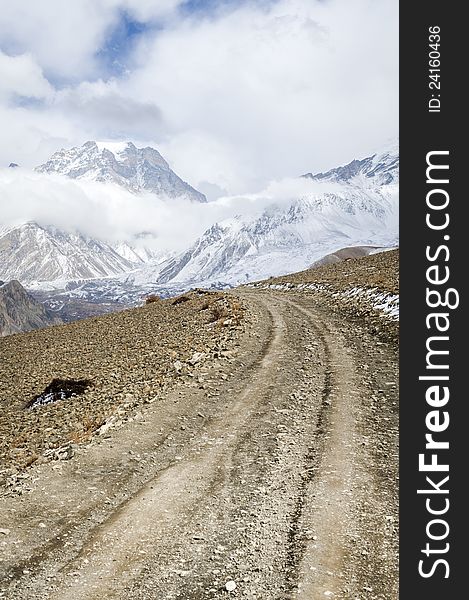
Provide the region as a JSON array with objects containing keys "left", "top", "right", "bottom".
[
  {"left": 95, "top": 140, "right": 134, "bottom": 154},
  {"left": 36, "top": 141, "right": 206, "bottom": 202},
  {"left": 303, "top": 141, "right": 399, "bottom": 186},
  {"left": 0, "top": 221, "right": 139, "bottom": 285}
]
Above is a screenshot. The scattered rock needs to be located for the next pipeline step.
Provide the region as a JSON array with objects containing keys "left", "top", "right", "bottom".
[
  {"left": 225, "top": 580, "right": 237, "bottom": 592},
  {"left": 189, "top": 352, "right": 206, "bottom": 366},
  {"left": 43, "top": 444, "right": 75, "bottom": 461},
  {"left": 173, "top": 360, "right": 184, "bottom": 373},
  {"left": 96, "top": 417, "right": 117, "bottom": 436}
]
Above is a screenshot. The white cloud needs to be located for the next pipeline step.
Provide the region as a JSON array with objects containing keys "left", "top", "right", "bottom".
[
  {"left": 0, "top": 1, "right": 184, "bottom": 81},
  {"left": 0, "top": 1, "right": 114, "bottom": 81},
  {"left": 0, "top": 167, "right": 346, "bottom": 252},
  {"left": 124, "top": 0, "right": 398, "bottom": 191},
  {"left": 54, "top": 80, "right": 164, "bottom": 140},
  {"left": 0, "top": 0, "right": 398, "bottom": 193},
  {"left": 0, "top": 51, "right": 53, "bottom": 101}
]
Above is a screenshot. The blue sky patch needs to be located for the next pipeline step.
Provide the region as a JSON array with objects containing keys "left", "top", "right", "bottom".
[
  {"left": 181, "top": 0, "right": 275, "bottom": 17},
  {"left": 97, "top": 12, "right": 153, "bottom": 77}
]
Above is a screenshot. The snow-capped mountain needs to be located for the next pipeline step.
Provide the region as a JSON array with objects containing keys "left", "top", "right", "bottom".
[
  {"left": 303, "top": 142, "right": 399, "bottom": 186},
  {"left": 122, "top": 142, "right": 399, "bottom": 288},
  {"left": 1, "top": 141, "right": 398, "bottom": 300},
  {"left": 0, "top": 222, "right": 138, "bottom": 285},
  {"left": 36, "top": 141, "right": 206, "bottom": 203},
  {"left": 128, "top": 180, "right": 398, "bottom": 287}
]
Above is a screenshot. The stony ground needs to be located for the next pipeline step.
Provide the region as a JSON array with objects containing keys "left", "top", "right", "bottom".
[
  {"left": 264, "top": 249, "right": 399, "bottom": 295},
  {"left": 0, "top": 291, "right": 246, "bottom": 478},
  {"left": 251, "top": 249, "right": 399, "bottom": 344},
  {"left": 0, "top": 252, "right": 399, "bottom": 600}
]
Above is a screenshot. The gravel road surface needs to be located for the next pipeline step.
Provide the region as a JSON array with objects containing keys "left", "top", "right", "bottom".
[{"left": 0, "top": 288, "right": 398, "bottom": 599}]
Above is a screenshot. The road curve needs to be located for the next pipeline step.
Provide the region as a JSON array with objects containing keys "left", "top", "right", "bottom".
[{"left": 0, "top": 290, "right": 398, "bottom": 600}]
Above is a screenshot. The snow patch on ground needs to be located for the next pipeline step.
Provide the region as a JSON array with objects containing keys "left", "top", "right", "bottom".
[
  {"left": 248, "top": 281, "right": 399, "bottom": 321},
  {"left": 337, "top": 286, "right": 399, "bottom": 319}
]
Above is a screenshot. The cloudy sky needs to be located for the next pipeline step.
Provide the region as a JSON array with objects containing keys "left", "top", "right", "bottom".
[{"left": 0, "top": 0, "right": 398, "bottom": 196}]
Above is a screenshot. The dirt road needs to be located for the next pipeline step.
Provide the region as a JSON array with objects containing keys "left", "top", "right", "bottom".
[{"left": 0, "top": 290, "right": 398, "bottom": 599}]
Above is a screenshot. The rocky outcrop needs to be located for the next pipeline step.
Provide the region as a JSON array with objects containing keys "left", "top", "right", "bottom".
[{"left": 0, "top": 280, "right": 62, "bottom": 336}]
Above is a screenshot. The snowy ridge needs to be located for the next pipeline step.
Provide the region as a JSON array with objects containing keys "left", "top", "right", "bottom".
[
  {"left": 0, "top": 222, "right": 137, "bottom": 284},
  {"left": 36, "top": 141, "right": 206, "bottom": 202},
  {"left": 303, "top": 141, "right": 399, "bottom": 186}
]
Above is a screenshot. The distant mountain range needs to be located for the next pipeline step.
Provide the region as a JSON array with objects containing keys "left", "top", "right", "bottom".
[
  {"left": 303, "top": 141, "right": 399, "bottom": 186},
  {"left": 124, "top": 143, "right": 398, "bottom": 287},
  {"left": 1, "top": 140, "right": 399, "bottom": 310},
  {"left": 0, "top": 222, "right": 138, "bottom": 284}
]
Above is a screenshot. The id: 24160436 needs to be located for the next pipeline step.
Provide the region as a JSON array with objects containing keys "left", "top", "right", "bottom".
[{"left": 428, "top": 25, "right": 441, "bottom": 113}]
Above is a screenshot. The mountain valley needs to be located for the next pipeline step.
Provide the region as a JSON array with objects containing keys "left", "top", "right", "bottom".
[{"left": 1, "top": 140, "right": 398, "bottom": 326}]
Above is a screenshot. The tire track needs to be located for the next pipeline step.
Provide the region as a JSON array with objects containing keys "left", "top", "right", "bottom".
[
  {"left": 42, "top": 298, "right": 288, "bottom": 600},
  {"left": 1, "top": 290, "right": 398, "bottom": 600},
  {"left": 282, "top": 295, "right": 395, "bottom": 599}
]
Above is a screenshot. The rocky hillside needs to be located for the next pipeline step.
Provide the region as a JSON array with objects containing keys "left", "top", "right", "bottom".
[
  {"left": 309, "top": 245, "right": 380, "bottom": 267},
  {"left": 269, "top": 244, "right": 399, "bottom": 294},
  {"left": 0, "top": 290, "right": 246, "bottom": 474},
  {"left": 266, "top": 247, "right": 399, "bottom": 294},
  {"left": 0, "top": 280, "right": 62, "bottom": 336}
]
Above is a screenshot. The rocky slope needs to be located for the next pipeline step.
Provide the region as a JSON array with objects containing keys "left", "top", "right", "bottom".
[
  {"left": 265, "top": 247, "right": 399, "bottom": 294},
  {"left": 309, "top": 245, "right": 380, "bottom": 266},
  {"left": 0, "top": 290, "right": 245, "bottom": 474},
  {"left": 0, "top": 280, "right": 62, "bottom": 336},
  {"left": 251, "top": 248, "right": 399, "bottom": 342},
  {"left": 36, "top": 141, "right": 206, "bottom": 202}
]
